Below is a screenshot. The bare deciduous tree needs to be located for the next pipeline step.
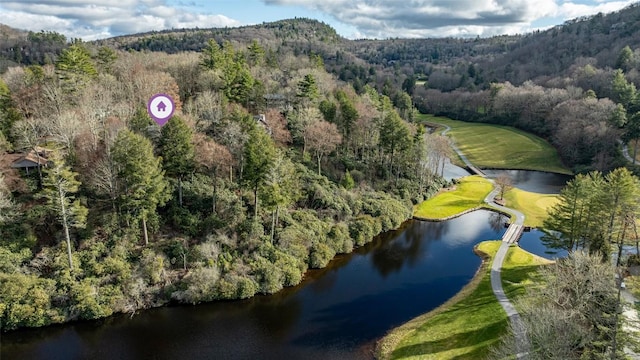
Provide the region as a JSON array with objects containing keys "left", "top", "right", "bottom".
[
  {"left": 495, "top": 173, "right": 513, "bottom": 200},
  {"left": 184, "top": 90, "right": 226, "bottom": 134},
  {"left": 291, "top": 106, "right": 322, "bottom": 157},
  {"left": 193, "top": 133, "right": 234, "bottom": 212},
  {"left": 492, "top": 251, "right": 623, "bottom": 360},
  {"left": 264, "top": 109, "right": 291, "bottom": 147},
  {"left": 305, "top": 120, "right": 342, "bottom": 175},
  {"left": 426, "top": 134, "right": 453, "bottom": 177},
  {"left": 50, "top": 110, "right": 82, "bottom": 151}
]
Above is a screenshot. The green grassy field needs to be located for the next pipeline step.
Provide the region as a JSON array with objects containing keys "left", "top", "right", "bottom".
[
  {"left": 420, "top": 114, "right": 572, "bottom": 175},
  {"left": 413, "top": 176, "right": 493, "bottom": 220},
  {"left": 503, "top": 188, "right": 559, "bottom": 228},
  {"left": 377, "top": 241, "right": 552, "bottom": 360}
]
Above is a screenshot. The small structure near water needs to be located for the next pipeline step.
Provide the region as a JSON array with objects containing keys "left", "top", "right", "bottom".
[{"left": 503, "top": 224, "right": 524, "bottom": 244}]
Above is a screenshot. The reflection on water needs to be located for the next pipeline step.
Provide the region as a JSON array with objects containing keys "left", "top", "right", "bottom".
[
  {"left": 442, "top": 160, "right": 471, "bottom": 181},
  {"left": 518, "top": 229, "right": 568, "bottom": 259},
  {"left": 3, "top": 160, "right": 573, "bottom": 360},
  {"left": 3, "top": 210, "right": 509, "bottom": 360},
  {"left": 442, "top": 164, "right": 572, "bottom": 195},
  {"left": 489, "top": 212, "right": 507, "bottom": 232},
  {"left": 483, "top": 169, "right": 572, "bottom": 194}
]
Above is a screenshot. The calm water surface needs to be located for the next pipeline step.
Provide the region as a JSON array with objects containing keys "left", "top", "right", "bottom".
[
  {"left": 482, "top": 169, "right": 572, "bottom": 194},
  {"left": 518, "top": 229, "right": 568, "bottom": 259},
  {"left": 3, "top": 210, "right": 508, "bottom": 360},
  {"left": 442, "top": 164, "right": 571, "bottom": 194}
]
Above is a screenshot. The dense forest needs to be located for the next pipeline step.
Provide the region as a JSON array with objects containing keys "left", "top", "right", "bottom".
[
  {"left": 78, "top": 5, "right": 640, "bottom": 172},
  {"left": 4, "top": 2, "right": 640, "bottom": 332},
  {"left": 0, "top": 29, "right": 451, "bottom": 331}
]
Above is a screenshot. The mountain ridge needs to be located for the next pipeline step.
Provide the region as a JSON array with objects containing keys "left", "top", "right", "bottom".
[{"left": 3, "top": 4, "right": 640, "bottom": 87}]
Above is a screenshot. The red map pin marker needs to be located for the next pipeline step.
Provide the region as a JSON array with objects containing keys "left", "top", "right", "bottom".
[{"left": 147, "top": 93, "right": 175, "bottom": 127}]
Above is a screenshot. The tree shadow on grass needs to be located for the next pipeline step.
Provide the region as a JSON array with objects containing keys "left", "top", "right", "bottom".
[
  {"left": 444, "top": 199, "right": 477, "bottom": 207},
  {"left": 391, "top": 318, "right": 508, "bottom": 359},
  {"left": 443, "top": 297, "right": 498, "bottom": 316},
  {"left": 502, "top": 264, "right": 543, "bottom": 298},
  {"left": 447, "top": 282, "right": 496, "bottom": 310}
]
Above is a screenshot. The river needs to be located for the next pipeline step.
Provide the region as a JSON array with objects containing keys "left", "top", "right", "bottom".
[{"left": 1, "top": 169, "right": 570, "bottom": 360}]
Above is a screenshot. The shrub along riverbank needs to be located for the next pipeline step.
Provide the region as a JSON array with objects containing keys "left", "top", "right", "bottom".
[
  {"left": 376, "top": 241, "right": 552, "bottom": 360},
  {"left": 0, "top": 171, "right": 419, "bottom": 331}
]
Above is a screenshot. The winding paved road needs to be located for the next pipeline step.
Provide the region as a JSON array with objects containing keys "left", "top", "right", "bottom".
[{"left": 438, "top": 122, "right": 530, "bottom": 358}]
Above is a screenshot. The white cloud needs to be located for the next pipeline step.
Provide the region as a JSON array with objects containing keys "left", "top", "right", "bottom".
[
  {"left": 0, "top": 0, "right": 240, "bottom": 41},
  {"left": 0, "top": 0, "right": 637, "bottom": 40},
  {"left": 558, "top": 0, "right": 636, "bottom": 19},
  {"left": 263, "top": 0, "right": 634, "bottom": 38}
]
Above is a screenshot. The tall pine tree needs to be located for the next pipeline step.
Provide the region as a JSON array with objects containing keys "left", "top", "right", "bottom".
[
  {"left": 113, "top": 130, "right": 169, "bottom": 245},
  {"left": 40, "top": 150, "right": 88, "bottom": 270},
  {"left": 243, "top": 125, "right": 276, "bottom": 218},
  {"left": 159, "top": 116, "right": 195, "bottom": 206},
  {"left": 55, "top": 43, "right": 97, "bottom": 90}
]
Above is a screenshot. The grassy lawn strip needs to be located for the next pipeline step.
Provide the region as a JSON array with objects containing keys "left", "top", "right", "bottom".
[
  {"left": 503, "top": 188, "right": 559, "bottom": 228},
  {"left": 376, "top": 241, "right": 552, "bottom": 360},
  {"left": 419, "top": 114, "right": 571, "bottom": 175},
  {"left": 501, "top": 244, "right": 553, "bottom": 300},
  {"left": 414, "top": 175, "right": 493, "bottom": 220}
]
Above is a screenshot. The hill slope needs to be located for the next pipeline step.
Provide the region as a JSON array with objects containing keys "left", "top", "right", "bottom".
[{"left": 4, "top": 3, "right": 640, "bottom": 86}]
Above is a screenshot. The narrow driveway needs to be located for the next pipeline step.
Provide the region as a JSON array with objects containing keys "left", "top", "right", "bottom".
[{"left": 620, "top": 140, "right": 636, "bottom": 165}]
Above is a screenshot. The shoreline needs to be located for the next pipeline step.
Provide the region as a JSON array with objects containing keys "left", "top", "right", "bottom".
[
  {"left": 413, "top": 205, "right": 515, "bottom": 223},
  {"left": 1, "top": 211, "right": 416, "bottom": 334},
  {"left": 374, "top": 243, "right": 493, "bottom": 359}
]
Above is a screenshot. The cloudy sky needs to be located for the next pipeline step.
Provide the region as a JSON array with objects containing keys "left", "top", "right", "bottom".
[{"left": 0, "top": 0, "right": 637, "bottom": 41}]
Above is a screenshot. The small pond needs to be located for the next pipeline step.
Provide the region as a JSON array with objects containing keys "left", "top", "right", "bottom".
[{"left": 442, "top": 163, "right": 571, "bottom": 195}]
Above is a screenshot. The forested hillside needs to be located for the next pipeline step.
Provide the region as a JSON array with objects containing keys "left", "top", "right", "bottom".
[
  {"left": 0, "top": 29, "right": 451, "bottom": 331},
  {"left": 70, "top": 4, "right": 640, "bottom": 172}
]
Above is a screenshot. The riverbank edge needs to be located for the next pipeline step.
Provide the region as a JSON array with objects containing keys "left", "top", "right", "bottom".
[
  {"left": 374, "top": 242, "right": 494, "bottom": 359},
  {"left": 413, "top": 205, "right": 515, "bottom": 223},
  {"left": 1, "top": 208, "right": 417, "bottom": 333},
  {"left": 413, "top": 176, "right": 496, "bottom": 221}
]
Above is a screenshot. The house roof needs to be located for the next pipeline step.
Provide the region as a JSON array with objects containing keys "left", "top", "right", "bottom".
[{"left": 11, "top": 149, "right": 49, "bottom": 168}]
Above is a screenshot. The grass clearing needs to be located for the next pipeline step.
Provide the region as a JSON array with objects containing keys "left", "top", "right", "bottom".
[
  {"left": 413, "top": 176, "right": 493, "bottom": 220},
  {"left": 376, "top": 241, "right": 551, "bottom": 360},
  {"left": 501, "top": 245, "right": 553, "bottom": 300},
  {"left": 503, "top": 188, "right": 559, "bottom": 228},
  {"left": 419, "top": 114, "right": 571, "bottom": 175}
]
